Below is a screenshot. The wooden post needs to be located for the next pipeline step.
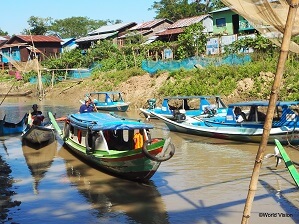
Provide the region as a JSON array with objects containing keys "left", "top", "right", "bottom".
[
  {"left": 241, "top": 1, "right": 299, "bottom": 223},
  {"left": 132, "top": 47, "right": 137, "bottom": 67},
  {"left": 65, "top": 69, "right": 68, "bottom": 80},
  {"left": 51, "top": 70, "right": 55, "bottom": 88},
  {"left": 37, "top": 69, "right": 44, "bottom": 99},
  {"left": 122, "top": 51, "right": 128, "bottom": 69}
]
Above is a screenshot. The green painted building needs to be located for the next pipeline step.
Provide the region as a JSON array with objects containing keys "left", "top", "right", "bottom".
[{"left": 211, "top": 7, "right": 255, "bottom": 35}]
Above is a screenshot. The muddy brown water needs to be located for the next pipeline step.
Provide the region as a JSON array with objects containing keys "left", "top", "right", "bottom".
[{"left": 0, "top": 97, "right": 298, "bottom": 224}]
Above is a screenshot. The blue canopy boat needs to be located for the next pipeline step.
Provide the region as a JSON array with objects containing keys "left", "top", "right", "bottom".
[
  {"left": 0, "top": 113, "right": 27, "bottom": 136},
  {"left": 152, "top": 100, "right": 299, "bottom": 145},
  {"left": 49, "top": 112, "right": 175, "bottom": 182},
  {"left": 139, "top": 95, "right": 227, "bottom": 120},
  {"left": 80, "top": 91, "right": 130, "bottom": 112}
]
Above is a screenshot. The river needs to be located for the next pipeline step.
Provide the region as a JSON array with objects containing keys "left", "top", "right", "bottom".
[{"left": 0, "top": 97, "right": 298, "bottom": 224}]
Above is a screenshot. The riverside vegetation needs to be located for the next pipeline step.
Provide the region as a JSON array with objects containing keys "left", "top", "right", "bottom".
[
  {"left": 1, "top": 34, "right": 299, "bottom": 107},
  {"left": 1, "top": 51, "right": 299, "bottom": 108}
]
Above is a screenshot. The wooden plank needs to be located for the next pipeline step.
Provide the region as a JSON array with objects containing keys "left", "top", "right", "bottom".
[{"left": 274, "top": 139, "right": 299, "bottom": 187}]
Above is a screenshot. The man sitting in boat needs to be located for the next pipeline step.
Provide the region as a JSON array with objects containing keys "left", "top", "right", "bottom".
[
  {"left": 79, "top": 98, "right": 96, "bottom": 113},
  {"left": 31, "top": 104, "right": 44, "bottom": 125},
  {"left": 234, "top": 106, "right": 247, "bottom": 122}
]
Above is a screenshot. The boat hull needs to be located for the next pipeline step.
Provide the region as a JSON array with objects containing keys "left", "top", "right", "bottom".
[
  {"left": 0, "top": 114, "right": 27, "bottom": 136},
  {"left": 95, "top": 103, "right": 130, "bottom": 112},
  {"left": 153, "top": 112, "right": 299, "bottom": 145},
  {"left": 140, "top": 95, "right": 227, "bottom": 120},
  {"left": 22, "top": 124, "right": 55, "bottom": 144},
  {"left": 64, "top": 138, "right": 163, "bottom": 181},
  {"left": 48, "top": 112, "right": 174, "bottom": 182}
]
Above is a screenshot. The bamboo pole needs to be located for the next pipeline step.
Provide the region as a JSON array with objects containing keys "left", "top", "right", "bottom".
[
  {"left": 38, "top": 69, "right": 44, "bottom": 98},
  {"left": 51, "top": 70, "right": 55, "bottom": 88},
  {"left": 241, "top": 1, "right": 299, "bottom": 223},
  {"left": 132, "top": 47, "right": 137, "bottom": 67}
]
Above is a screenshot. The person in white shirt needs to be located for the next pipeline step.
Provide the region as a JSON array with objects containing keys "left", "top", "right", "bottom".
[{"left": 234, "top": 106, "right": 246, "bottom": 123}]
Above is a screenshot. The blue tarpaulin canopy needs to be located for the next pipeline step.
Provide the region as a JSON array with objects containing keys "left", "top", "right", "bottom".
[{"left": 69, "top": 113, "right": 154, "bottom": 131}]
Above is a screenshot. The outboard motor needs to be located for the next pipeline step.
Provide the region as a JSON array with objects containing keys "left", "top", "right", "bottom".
[
  {"left": 147, "top": 98, "right": 156, "bottom": 109},
  {"left": 173, "top": 109, "right": 186, "bottom": 122},
  {"left": 203, "top": 105, "right": 217, "bottom": 117}
]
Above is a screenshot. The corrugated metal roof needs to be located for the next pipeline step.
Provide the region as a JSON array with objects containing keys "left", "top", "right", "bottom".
[
  {"left": 76, "top": 32, "right": 117, "bottom": 43},
  {"left": 0, "top": 36, "right": 10, "bottom": 40},
  {"left": 13, "top": 35, "right": 62, "bottom": 43},
  {"left": 88, "top": 22, "right": 136, "bottom": 35},
  {"left": 157, "top": 28, "right": 184, "bottom": 36},
  {"left": 118, "top": 30, "right": 153, "bottom": 39},
  {"left": 129, "top": 19, "right": 173, "bottom": 31},
  {"left": 210, "top": 7, "right": 231, "bottom": 13},
  {"left": 0, "top": 43, "right": 28, "bottom": 49},
  {"left": 167, "top": 15, "right": 210, "bottom": 29},
  {"left": 142, "top": 36, "right": 158, "bottom": 45}
]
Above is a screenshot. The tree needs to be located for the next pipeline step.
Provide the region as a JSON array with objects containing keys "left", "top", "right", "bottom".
[
  {"left": 23, "top": 16, "right": 52, "bottom": 35},
  {"left": 48, "top": 17, "right": 108, "bottom": 38},
  {"left": 0, "top": 28, "right": 8, "bottom": 36},
  {"left": 150, "top": 0, "right": 225, "bottom": 21},
  {"left": 176, "top": 23, "right": 207, "bottom": 59},
  {"left": 150, "top": 0, "right": 197, "bottom": 21}
]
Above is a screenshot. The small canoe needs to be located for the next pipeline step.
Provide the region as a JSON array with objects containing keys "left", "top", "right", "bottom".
[
  {"left": 0, "top": 113, "right": 28, "bottom": 136},
  {"left": 48, "top": 111, "right": 175, "bottom": 182},
  {"left": 22, "top": 113, "right": 55, "bottom": 144}
]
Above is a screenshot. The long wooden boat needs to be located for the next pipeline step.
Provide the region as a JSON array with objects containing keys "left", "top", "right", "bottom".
[
  {"left": 80, "top": 91, "right": 130, "bottom": 112},
  {"left": 139, "top": 95, "right": 227, "bottom": 120},
  {"left": 153, "top": 100, "right": 299, "bottom": 145},
  {"left": 21, "top": 113, "right": 55, "bottom": 144},
  {"left": 0, "top": 113, "right": 28, "bottom": 136},
  {"left": 48, "top": 111, "right": 175, "bottom": 182},
  {"left": 0, "top": 90, "right": 32, "bottom": 97}
]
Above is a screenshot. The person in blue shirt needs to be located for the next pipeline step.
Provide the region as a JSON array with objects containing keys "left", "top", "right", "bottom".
[{"left": 79, "top": 98, "right": 96, "bottom": 113}]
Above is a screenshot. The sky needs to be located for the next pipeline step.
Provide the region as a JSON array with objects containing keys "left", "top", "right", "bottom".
[{"left": 0, "top": 0, "right": 156, "bottom": 35}]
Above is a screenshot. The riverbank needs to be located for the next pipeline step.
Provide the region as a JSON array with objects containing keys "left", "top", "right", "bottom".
[{"left": 1, "top": 71, "right": 265, "bottom": 110}]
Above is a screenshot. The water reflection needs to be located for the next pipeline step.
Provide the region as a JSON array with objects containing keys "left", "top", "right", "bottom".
[
  {"left": 1, "top": 98, "right": 299, "bottom": 223},
  {"left": 58, "top": 146, "right": 170, "bottom": 224},
  {"left": 22, "top": 141, "right": 57, "bottom": 194}
]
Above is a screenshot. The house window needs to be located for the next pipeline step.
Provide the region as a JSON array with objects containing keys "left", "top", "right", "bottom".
[{"left": 216, "top": 18, "right": 226, "bottom": 27}]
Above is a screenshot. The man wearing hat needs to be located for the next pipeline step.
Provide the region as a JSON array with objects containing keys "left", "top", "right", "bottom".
[
  {"left": 31, "top": 104, "right": 44, "bottom": 125},
  {"left": 79, "top": 98, "right": 96, "bottom": 113}
]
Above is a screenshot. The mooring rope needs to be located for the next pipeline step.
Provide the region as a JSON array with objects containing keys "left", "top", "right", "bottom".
[{"left": 0, "top": 81, "right": 16, "bottom": 106}]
